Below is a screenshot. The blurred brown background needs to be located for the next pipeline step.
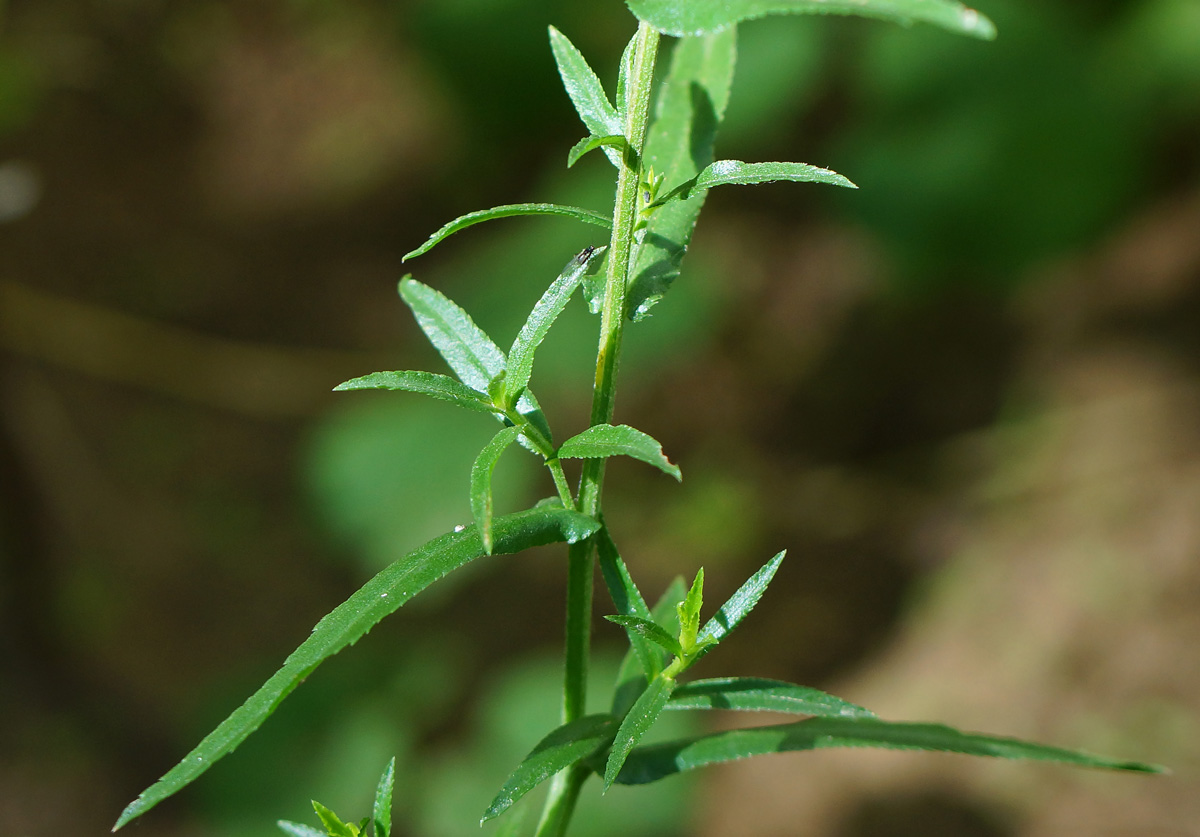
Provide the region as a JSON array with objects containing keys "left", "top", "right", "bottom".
[{"left": 1, "top": 0, "right": 1198, "bottom": 835}]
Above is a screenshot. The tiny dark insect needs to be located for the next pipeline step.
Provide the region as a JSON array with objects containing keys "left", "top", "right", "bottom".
[{"left": 576, "top": 245, "right": 597, "bottom": 262}]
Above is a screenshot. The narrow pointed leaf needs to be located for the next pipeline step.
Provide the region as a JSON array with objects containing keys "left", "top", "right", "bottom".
[
  {"left": 505, "top": 246, "right": 606, "bottom": 405},
  {"left": 605, "top": 675, "right": 676, "bottom": 789},
  {"left": 596, "top": 528, "right": 659, "bottom": 680},
  {"left": 334, "top": 371, "right": 497, "bottom": 415},
  {"left": 277, "top": 822, "right": 326, "bottom": 837},
  {"left": 112, "top": 507, "right": 599, "bottom": 831},
  {"left": 660, "top": 160, "right": 857, "bottom": 204},
  {"left": 472, "top": 426, "right": 523, "bottom": 554},
  {"left": 567, "top": 134, "right": 629, "bottom": 168},
  {"left": 625, "top": 0, "right": 997, "bottom": 40},
  {"left": 403, "top": 204, "right": 611, "bottom": 261},
  {"left": 481, "top": 714, "right": 617, "bottom": 823},
  {"left": 628, "top": 29, "right": 737, "bottom": 321},
  {"left": 614, "top": 28, "right": 639, "bottom": 123},
  {"left": 399, "top": 277, "right": 505, "bottom": 393},
  {"left": 696, "top": 550, "right": 785, "bottom": 650},
  {"left": 677, "top": 568, "right": 704, "bottom": 648},
  {"left": 666, "top": 677, "right": 876, "bottom": 718},
  {"left": 557, "top": 424, "right": 681, "bottom": 480},
  {"left": 612, "top": 716, "right": 1166, "bottom": 785},
  {"left": 606, "top": 615, "right": 684, "bottom": 658},
  {"left": 613, "top": 577, "right": 687, "bottom": 716},
  {"left": 373, "top": 758, "right": 395, "bottom": 837},
  {"left": 548, "top": 26, "right": 622, "bottom": 166},
  {"left": 313, "top": 802, "right": 356, "bottom": 837}
]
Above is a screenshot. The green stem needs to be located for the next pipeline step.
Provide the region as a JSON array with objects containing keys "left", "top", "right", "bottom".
[{"left": 536, "top": 20, "right": 661, "bottom": 837}]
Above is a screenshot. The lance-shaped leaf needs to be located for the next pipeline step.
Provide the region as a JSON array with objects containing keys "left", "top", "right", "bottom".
[
  {"left": 112, "top": 507, "right": 600, "bottom": 831},
  {"left": 398, "top": 278, "right": 552, "bottom": 449},
  {"left": 596, "top": 528, "right": 659, "bottom": 680},
  {"left": 556, "top": 424, "right": 681, "bottom": 481},
  {"left": 610, "top": 716, "right": 1166, "bottom": 785},
  {"left": 403, "top": 204, "right": 612, "bottom": 261},
  {"left": 677, "top": 568, "right": 705, "bottom": 650},
  {"left": 605, "top": 675, "right": 676, "bottom": 789},
  {"left": 505, "top": 246, "right": 606, "bottom": 406},
  {"left": 481, "top": 714, "right": 618, "bottom": 824},
  {"left": 628, "top": 29, "right": 737, "bottom": 321},
  {"left": 373, "top": 758, "right": 395, "bottom": 837},
  {"left": 625, "top": 0, "right": 996, "bottom": 40},
  {"left": 666, "top": 677, "right": 876, "bottom": 718},
  {"left": 660, "top": 160, "right": 857, "bottom": 204},
  {"left": 606, "top": 615, "right": 684, "bottom": 658},
  {"left": 277, "top": 822, "right": 326, "bottom": 837},
  {"left": 333, "top": 371, "right": 498, "bottom": 415},
  {"left": 613, "top": 577, "right": 686, "bottom": 716},
  {"left": 549, "top": 26, "right": 622, "bottom": 166},
  {"left": 313, "top": 802, "right": 357, "bottom": 837},
  {"left": 472, "top": 426, "right": 524, "bottom": 554},
  {"left": 695, "top": 550, "right": 785, "bottom": 653},
  {"left": 400, "top": 277, "right": 505, "bottom": 393},
  {"left": 567, "top": 135, "right": 630, "bottom": 168}
]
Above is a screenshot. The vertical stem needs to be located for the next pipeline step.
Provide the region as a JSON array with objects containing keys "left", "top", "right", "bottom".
[{"left": 536, "top": 20, "right": 660, "bottom": 837}]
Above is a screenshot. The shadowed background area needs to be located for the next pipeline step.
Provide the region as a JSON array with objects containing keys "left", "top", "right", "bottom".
[{"left": 1, "top": 0, "right": 1198, "bottom": 835}]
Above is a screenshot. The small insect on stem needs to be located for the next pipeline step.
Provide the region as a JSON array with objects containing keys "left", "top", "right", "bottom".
[{"left": 576, "top": 244, "right": 597, "bottom": 263}]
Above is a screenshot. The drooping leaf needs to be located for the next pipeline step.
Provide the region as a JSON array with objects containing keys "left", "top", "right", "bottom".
[
  {"left": 556, "top": 424, "right": 681, "bottom": 481},
  {"left": 628, "top": 29, "right": 737, "bottom": 321},
  {"left": 403, "top": 204, "right": 612, "bottom": 261},
  {"left": 549, "top": 26, "right": 623, "bottom": 166},
  {"left": 313, "top": 802, "right": 357, "bottom": 837},
  {"left": 625, "top": 0, "right": 997, "bottom": 40},
  {"left": 666, "top": 677, "right": 876, "bottom": 718},
  {"left": 277, "top": 821, "right": 327, "bottom": 837},
  {"left": 472, "top": 426, "right": 524, "bottom": 554},
  {"left": 613, "top": 577, "right": 686, "bottom": 716},
  {"left": 568, "top": 134, "right": 630, "bottom": 169},
  {"left": 373, "top": 758, "right": 395, "bottom": 837},
  {"left": 605, "top": 615, "right": 684, "bottom": 658},
  {"left": 399, "top": 277, "right": 506, "bottom": 394},
  {"left": 659, "top": 160, "right": 856, "bottom": 204},
  {"left": 112, "top": 507, "right": 600, "bottom": 831},
  {"left": 481, "top": 714, "right": 617, "bottom": 823},
  {"left": 505, "top": 246, "right": 606, "bottom": 405},
  {"left": 596, "top": 528, "right": 659, "bottom": 680},
  {"left": 611, "top": 716, "right": 1166, "bottom": 785},
  {"left": 333, "top": 371, "right": 498, "bottom": 415},
  {"left": 605, "top": 675, "right": 676, "bottom": 789},
  {"left": 695, "top": 550, "right": 785, "bottom": 652}
]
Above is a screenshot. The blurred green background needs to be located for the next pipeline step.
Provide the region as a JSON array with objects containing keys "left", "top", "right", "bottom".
[{"left": 2, "top": 1, "right": 1199, "bottom": 835}]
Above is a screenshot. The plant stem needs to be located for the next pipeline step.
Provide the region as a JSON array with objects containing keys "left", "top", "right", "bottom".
[{"left": 535, "top": 20, "right": 660, "bottom": 837}]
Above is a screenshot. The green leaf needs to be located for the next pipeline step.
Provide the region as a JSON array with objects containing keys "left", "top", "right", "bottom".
[
  {"left": 628, "top": 29, "right": 737, "bottom": 321},
  {"left": 659, "top": 160, "right": 857, "bottom": 204},
  {"left": 313, "top": 801, "right": 357, "bottom": 837},
  {"left": 399, "top": 277, "right": 506, "bottom": 394},
  {"left": 611, "top": 716, "right": 1166, "bottom": 785},
  {"left": 666, "top": 677, "right": 876, "bottom": 718},
  {"left": 472, "top": 426, "right": 523, "bottom": 555},
  {"left": 333, "top": 371, "right": 497, "bottom": 415},
  {"left": 625, "top": 0, "right": 997, "bottom": 40},
  {"left": 278, "top": 821, "right": 327, "bottom": 837},
  {"left": 596, "top": 528, "right": 659, "bottom": 680},
  {"left": 481, "top": 714, "right": 617, "bottom": 824},
  {"left": 614, "top": 28, "right": 639, "bottom": 123},
  {"left": 403, "top": 204, "right": 612, "bottom": 261},
  {"left": 677, "top": 568, "right": 705, "bottom": 650},
  {"left": 556, "top": 424, "right": 681, "bottom": 480},
  {"left": 605, "top": 675, "right": 676, "bottom": 789},
  {"left": 567, "top": 134, "right": 630, "bottom": 168},
  {"left": 373, "top": 758, "right": 395, "bottom": 837},
  {"left": 112, "top": 507, "right": 599, "bottom": 831},
  {"left": 612, "top": 578, "right": 687, "bottom": 716},
  {"left": 505, "top": 246, "right": 606, "bottom": 406},
  {"left": 548, "top": 26, "right": 622, "bottom": 166},
  {"left": 606, "top": 615, "right": 684, "bottom": 658},
  {"left": 695, "top": 550, "right": 785, "bottom": 651}
]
